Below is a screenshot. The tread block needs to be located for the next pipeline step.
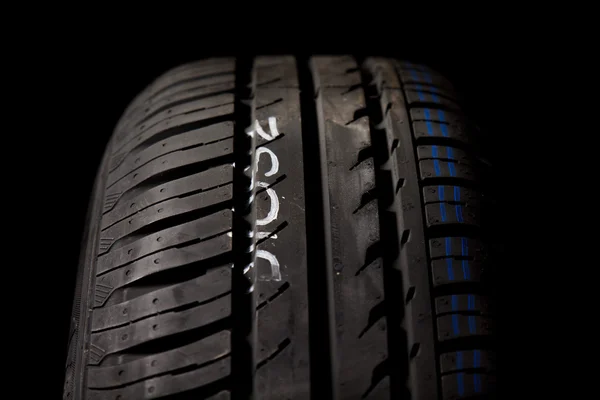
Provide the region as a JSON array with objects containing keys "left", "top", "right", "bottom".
[
  {"left": 405, "top": 89, "right": 459, "bottom": 110},
  {"left": 441, "top": 371, "right": 496, "bottom": 400},
  {"left": 105, "top": 138, "right": 233, "bottom": 201},
  {"left": 109, "top": 121, "right": 233, "bottom": 178},
  {"left": 92, "top": 267, "right": 231, "bottom": 332},
  {"left": 437, "top": 314, "right": 493, "bottom": 342},
  {"left": 410, "top": 107, "right": 464, "bottom": 125},
  {"left": 419, "top": 159, "right": 475, "bottom": 181},
  {"left": 94, "top": 234, "right": 231, "bottom": 307},
  {"left": 403, "top": 82, "right": 457, "bottom": 101},
  {"left": 130, "top": 82, "right": 235, "bottom": 130},
  {"left": 313, "top": 55, "right": 361, "bottom": 87},
  {"left": 366, "top": 57, "right": 402, "bottom": 88},
  {"left": 431, "top": 257, "right": 484, "bottom": 287},
  {"left": 101, "top": 165, "right": 232, "bottom": 226},
  {"left": 256, "top": 56, "right": 299, "bottom": 87},
  {"left": 440, "top": 350, "right": 495, "bottom": 374},
  {"left": 89, "top": 295, "right": 231, "bottom": 365},
  {"left": 397, "top": 65, "right": 454, "bottom": 90},
  {"left": 87, "top": 358, "right": 230, "bottom": 399},
  {"left": 422, "top": 185, "right": 479, "bottom": 205},
  {"left": 424, "top": 202, "right": 480, "bottom": 228},
  {"left": 113, "top": 103, "right": 234, "bottom": 159},
  {"left": 412, "top": 120, "right": 469, "bottom": 144},
  {"left": 429, "top": 237, "right": 485, "bottom": 260},
  {"left": 98, "top": 184, "right": 232, "bottom": 255},
  {"left": 87, "top": 331, "right": 230, "bottom": 388},
  {"left": 435, "top": 294, "right": 491, "bottom": 315},
  {"left": 417, "top": 145, "right": 470, "bottom": 163},
  {"left": 97, "top": 210, "right": 231, "bottom": 274}
]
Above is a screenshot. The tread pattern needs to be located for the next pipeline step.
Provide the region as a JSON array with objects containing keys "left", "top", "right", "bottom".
[
  {"left": 395, "top": 61, "right": 496, "bottom": 399},
  {"left": 316, "top": 56, "right": 390, "bottom": 399},
  {"left": 66, "top": 56, "right": 495, "bottom": 400}
]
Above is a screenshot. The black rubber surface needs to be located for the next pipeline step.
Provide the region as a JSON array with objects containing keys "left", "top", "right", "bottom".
[{"left": 64, "top": 56, "right": 496, "bottom": 400}]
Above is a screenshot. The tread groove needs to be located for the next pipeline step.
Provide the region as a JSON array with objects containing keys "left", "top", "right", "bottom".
[
  {"left": 297, "top": 55, "right": 339, "bottom": 400},
  {"left": 230, "top": 56, "right": 258, "bottom": 400}
]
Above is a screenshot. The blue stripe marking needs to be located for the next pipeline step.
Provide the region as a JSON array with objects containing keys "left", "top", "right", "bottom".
[
  {"left": 423, "top": 72, "right": 440, "bottom": 103},
  {"left": 446, "top": 237, "right": 454, "bottom": 281},
  {"left": 461, "top": 238, "right": 470, "bottom": 280},
  {"left": 410, "top": 68, "right": 419, "bottom": 81},
  {"left": 424, "top": 108, "right": 434, "bottom": 134},
  {"left": 438, "top": 110, "right": 450, "bottom": 137},
  {"left": 415, "top": 84, "right": 426, "bottom": 101},
  {"left": 446, "top": 147, "right": 456, "bottom": 177},
  {"left": 425, "top": 109, "right": 442, "bottom": 176},
  {"left": 468, "top": 295, "right": 476, "bottom": 333},
  {"left": 473, "top": 350, "right": 481, "bottom": 392},
  {"left": 456, "top": 206, "right": 464, "bottom": 223},
  {"left": 457, "top": 352, "right": 465, "bottom": 396},
  {"left": 433, "top": 160, "right": 441, "bottom": 176},
  {"left": 454, "top": 185, "right": 464, "bottom": 222},
  {"left": 452, "top": 314, "right": 460, "bottom": 336},
  {"left": 439, "top": 185, "right": 446, "bottom": 222}
]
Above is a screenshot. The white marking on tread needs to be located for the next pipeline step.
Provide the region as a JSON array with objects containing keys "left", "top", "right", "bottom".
[
  {"left": 256, "top": 182, "right": 279, "bottom": 226},
  {"left": 257, "top": 250, "right": 282, "bottom": 281},
  {"left": 255, "top": 117, "right": 280, "bottom": 140},
  {"left": 256, "top": 147, "right": 279, "bottom": 177},
  {"left": 257, "top": 232, "right": 277, "bottom": 239}
]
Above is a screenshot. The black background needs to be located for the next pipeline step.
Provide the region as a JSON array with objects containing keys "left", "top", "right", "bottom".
[{"left": 23, "top": 35, "right": 521, "bottom": 398}]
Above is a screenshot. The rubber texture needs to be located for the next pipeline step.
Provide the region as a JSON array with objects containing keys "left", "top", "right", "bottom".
[{"left": 64, "top": 56, "right": 496, "bottom": 400}]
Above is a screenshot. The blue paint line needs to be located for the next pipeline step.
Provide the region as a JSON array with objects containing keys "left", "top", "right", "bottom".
[
  {"left": 410, "top": 68, "right": 419, "bottom": 81},
  {"left": 454, "top": 185, "right": 464, "bottom": 222},
  {"left": 445, "top": 147, "right": 456, "bottom": 177},
  {"left": 461, "top": 238, "right": 470, "bottom": 280},
  {"left": 451, "top": 294, "right": 458, "bottom": 311},
  {"left": 456, "top": 205, "right": 464, "bottom": 222},
  {"left": 415, "top": 84, "right": 425, "bottom": 101},
  {"left": 423, "top": 73, "right": 440, "bottom": 103},
  {"left": 458, "top": 373, "right": 465, "bottom": 396},
  {"left": 452, "top": 314, "right": 460, "bottom": 336},
  {"left": 438, "top": 109, "right": 446, "bottom": 122},
  {"left": 474, "top": 373, "right": 481, "bottom": 393},
  {"left": 448, "top": 161, "right": 456, "bottom": 177},
  {"left": 438, "top": 110, "right": 450, "bottom": 137},
  {"left": 468, "top": 316, "right": 476, "bottom": 334},
  {"left": 434, "top": 160, "right": 441, "bottom": 176},
  {"left": 425, "top": 110, "right": 441, "bottom": 177},
  {"left": 457, "top": 351, "right": 465, "bottom": 396},
  {"left": 424, "top": 108, "right": 434, "bottom": 134},
  {"left": 446, "top": 237, "right": 454, "bottom": 281},
  {"left": 439, "top": 185, "right": 446, "bottom": 222}
]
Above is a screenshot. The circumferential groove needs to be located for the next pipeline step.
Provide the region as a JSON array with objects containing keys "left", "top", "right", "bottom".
[{"left": 230, "top": 56, "right": 258, "bottom": 400}]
